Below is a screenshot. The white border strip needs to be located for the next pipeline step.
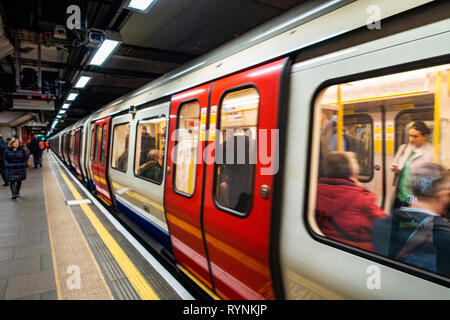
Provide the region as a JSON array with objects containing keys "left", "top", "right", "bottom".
[{"left": 50, "top": 151, "right": 194, "bottom": 300}]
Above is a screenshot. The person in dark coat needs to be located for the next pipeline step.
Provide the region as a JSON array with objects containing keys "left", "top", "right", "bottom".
[
  {"left": 27, "top": 135, "right": 43, "bottom": 168},
  {"left": 0, "top": 135, "right": 8, "bottom": 186},
  {"left": 316, "top": 151, "right": 387, "bottom": 251},
  {"left": 372, "top": 162, "right": 450, "bottom": 277},
  {"left": 137, "top": 149, "right": 163, "bottom": 182},
  {"left": 139, "top": 126, "right": 155, "bottom": 165},
  {"left": 4, "top": 138, "right": 29, "bottom": 199}
]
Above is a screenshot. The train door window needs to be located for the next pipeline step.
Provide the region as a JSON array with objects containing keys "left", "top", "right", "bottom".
[
  {"left": 90, "top": 127, "right": 95, "bottom": 161},
  {"left": 93, "top": 125, "right": 100, "bottom": 163},
  {"left": 395, "top": 109, "right": 434, "bottom": 150},
  {"left": 134, "top": 115, "right": 167, "bottom": 184},
  {"left": 74, "top": 131, "right": 79, "bottom": 158},
  {"left": 100, "top": 123, "right": 107, "bottom": 166},
  {"left": 343, "top": 114, "right": 373, "bottom": 181},
  {"left": 111, "top": 123, "right": 130, "bottom": 172},
  {"left": 308, "top": 64, "right": 450, "bottom": 280},
  {"left": 214, "top": 87, "right": 259, "bottom": 215},
  {"left": 174, "top": 101, "right": 200, "bottom": 195}
]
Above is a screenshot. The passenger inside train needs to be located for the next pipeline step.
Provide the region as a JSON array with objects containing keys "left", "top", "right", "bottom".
[
  {"left": 312, "top": 63, "right": 450, "bottom": 278},
  {"left": 391, "top": 121, "right": 434, "bottom": 209},
  {"left": 135, "top": 118, "right": 167, "bottom": 183},
  {"left": 111, "top": 124, "right": 129, "bottom": 172},
  {"left": 315, "top": 151, "right": 387, "bottom": 251},
  {"left": 216, "top": 129, "right": 255, "bottom": 213},
  {"left": 137, "top": 149, "right": 163, "bottom": 182},
  {"left": 373, "top": 162, "right": 450, "bottom": 277},
  {"left": 139, "top": 125, "right": 155, "bottom": 165},
  {"left": 116, "top": 134, "right": 129, "bottom": 171}
]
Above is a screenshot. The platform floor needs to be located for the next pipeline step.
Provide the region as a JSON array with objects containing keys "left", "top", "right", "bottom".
[{"left": 0, "top": 151, "right": 193, "bottom": 300}]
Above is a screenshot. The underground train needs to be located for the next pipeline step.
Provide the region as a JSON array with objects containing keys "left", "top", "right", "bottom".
[{"left": 50, "top": 0, "right": 450, "bottom": 299}]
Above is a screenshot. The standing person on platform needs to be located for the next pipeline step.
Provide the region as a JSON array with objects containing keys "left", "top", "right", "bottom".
[
  {"left": 391, "top": 121, "right": 434, "bottom": 209},
  {"left": 27, "top": 135, "right": 43, "bottom": 168},
  {"left": 4, "top": 138, "right": 29, "bottom": 200},
  {"left": 0, "top": 135, "right": 8, "bottom": 186}
]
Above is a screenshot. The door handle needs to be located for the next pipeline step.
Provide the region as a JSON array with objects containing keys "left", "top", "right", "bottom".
[{"left": 260, "top": 185, "right": 270, "bottom": 199}]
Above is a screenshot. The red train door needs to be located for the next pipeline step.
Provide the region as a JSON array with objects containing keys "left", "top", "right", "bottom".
[
  {"left": 92, "top": 117, "right": 112, "bottom": 206},
  {"left": 203, "top": 58, "right": 287, "bottom": 299},
  {"left": 74, "top": 127, "right": 83, "bottom": 180},
  {"left": 164, "top": 83, "right": 214, "bottom": 289}
]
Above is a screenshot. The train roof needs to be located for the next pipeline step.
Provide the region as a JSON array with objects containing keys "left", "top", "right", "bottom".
[{"left": 56, "top": 0, "right": 432, "bottom": 134}]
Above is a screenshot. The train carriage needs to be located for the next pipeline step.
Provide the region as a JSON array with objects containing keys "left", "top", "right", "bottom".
[{"left": 52, "top": 0, "right": 450, "bottom": 299}]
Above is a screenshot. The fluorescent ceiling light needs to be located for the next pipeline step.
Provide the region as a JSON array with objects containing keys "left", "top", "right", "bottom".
[
  {"left": 128, "top": 0, "right": 154, "bottom": 11},
  {"left": 90, "top": 39, "right": 120, "bottom": 66},
  {"left": 59, "top": 109, "right": 66, "bottom": 114},
  {"left": 75, "top": 76, "right": 91, "bottom": 88},
  {"left": 67, "top": 93, "right": 78, "bottom": 101},
  {"left": 62, "top": 103, "right": 71, "bottom": 109}
]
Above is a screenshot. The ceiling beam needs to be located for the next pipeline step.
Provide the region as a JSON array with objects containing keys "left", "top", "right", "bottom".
[
  {"left": 115, "top": 44, "right": 197, "bottom": 64},
  {"left": 18, "top": 57, "right": 161, "bottom": 78}
]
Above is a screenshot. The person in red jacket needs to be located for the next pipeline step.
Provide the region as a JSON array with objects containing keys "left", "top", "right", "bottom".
[{"left": 316, "top": 151, "right": 386, "bottom": 251}]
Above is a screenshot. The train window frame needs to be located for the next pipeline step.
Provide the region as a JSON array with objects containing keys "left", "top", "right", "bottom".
[
  {"left": 93, "top": 124, "right": 99, "bottom": 164},
  {"left": 90, "top": 127, "right": 95, "bottom": 162},
  {"left": 133, "top": 114, "right": 168, "bottom": 185},
  {"left": 111, "top": 122, "right": 130, "bottom": 173},
  {"left": 394, "top": 108, "right": 434, "bottom": 151},
  {"left": 343, "top": 113, "right": 374, "bottom": 183},
  {"left": 100, "top": 123, "right": 108, "bottom": 166},
  {"left": 304, "top": 58, "right": 450, "bottom": 288},
  {"left": 173, "top": 99, "right": 201, "bottom": 199},
  {"left": 212, "top": 84, "right": 260, "bottom": 218}
]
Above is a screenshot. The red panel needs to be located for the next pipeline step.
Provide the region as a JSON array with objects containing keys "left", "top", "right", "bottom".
[
  {"left": 203, "top": 58, "right": 286, "bottom": 299},
  {"left": 164, "top": 83, "right": 213, "bottom": 289}
]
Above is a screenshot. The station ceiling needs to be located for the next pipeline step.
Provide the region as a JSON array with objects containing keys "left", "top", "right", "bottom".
[{"left": 0, "top": 0, "right": 308, "bottom": 135}]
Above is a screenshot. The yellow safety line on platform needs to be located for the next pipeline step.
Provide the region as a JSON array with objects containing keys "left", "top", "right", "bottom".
[{"left": 50, "top": 153, "right": 160, "bottom": 300}]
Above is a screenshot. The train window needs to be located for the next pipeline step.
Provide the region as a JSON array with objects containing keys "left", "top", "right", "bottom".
[
  {"left": 308, "top": 63, "right": 450, "bottom": 279},
  {"left": 93, "top": 125, "right": 101, "bottom": 163},
  {"left": 134, "top": 115, "right": 167, "bottom": 184},
  {"left": 111, "top": 123, "right": 130, "bottom": 172},
  {"left": 395, "top": 110, "right": 434, "bottom": 150},
  {"left": 174, "top": 101, "right": 200, "bottom": 196},
  {"left": 214, "top": 87, "right": 259, "bottom": 215},
  {"left": 90, "top": 127, "right": 95, "bottom": 161},
  {"left": 100, "top": 123, "right": 107, "bottom": 166},
  {"left": 74, "top": 131, "right": 79, "bottom": 159}
]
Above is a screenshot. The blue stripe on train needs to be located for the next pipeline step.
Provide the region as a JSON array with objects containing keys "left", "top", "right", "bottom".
[{"left": 115, "top": 198, "right": 172, "bottom": 251}]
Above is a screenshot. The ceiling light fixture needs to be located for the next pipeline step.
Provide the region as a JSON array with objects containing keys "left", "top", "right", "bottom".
[
  {"left": 127, "top": 0, "right": 155, "bottom": 12},
  {"left": 62, "top": 103, "right": 71, "bottom": 109},
  {"left": 59, "top": 109, "right": 66, "bottom": 115},
  {"left": 74, "top": 76, "right": 91, "bottom": 88},
  {"left": 67, "top": 93, "right": 78, "bottom": 101},
  {"left": 89, "top": 39, "right": 121, "bottom": 66}
]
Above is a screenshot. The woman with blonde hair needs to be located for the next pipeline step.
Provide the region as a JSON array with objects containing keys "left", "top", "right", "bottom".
[{"left": 4, "top": 138, "right": 29, "bottom": 199}]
